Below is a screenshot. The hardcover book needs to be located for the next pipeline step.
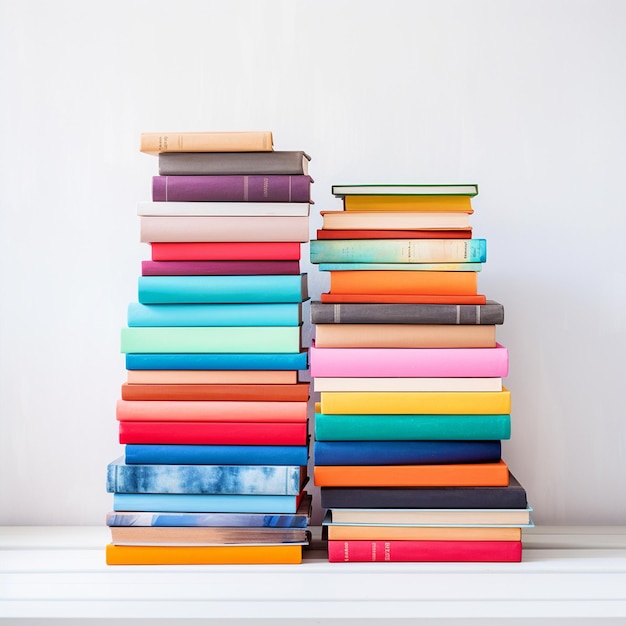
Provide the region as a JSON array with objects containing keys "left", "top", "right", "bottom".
[
  {"left": 316, "top": 229, "right": 473, "bottom": 239},
  {"left": 340, "top": 195, "right": 474, "bottom": 212},
  {"left": 158, "top": 150, "right": 310, "bottom": 176},
  {"left": 331, "top": 184, "right": 478, "bottom": 197},
  {"left": 320, "top": 293, "right": 487, "bottom": 305},
  {"left": 138, "top": 201, "right": 311, "bottom": 217},
  {"left": 126, "top": 371, "right": 298, "bottom": 385},
  {"left": 320, "top": 211, "right": 471, "bottom": 230},
  {"left": 151, "top": 175, "right": 312, "bottom": 203},
  {"left": 325, "top": 525, "right": 523, "bottom": 542},
  {"left": 150, "top": 241, "right": 302, "bottom": 261},
  {"left": 312, "top": 377, "right": 503, "bottom": 392},
  {"left": 140, "top": 260, "right": 301, "bottom": 276},
  {"left": 106, "top": 457, "right": 307, "bottom": 495},
  {"left": 140, "top": 131, "right": 273, "bottom": 155},
  {"left": 309, "top": 300, "right": 504, "bottom": 325}
]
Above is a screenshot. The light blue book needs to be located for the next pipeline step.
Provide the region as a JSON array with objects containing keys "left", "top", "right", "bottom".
[
  {"left": 125, "top": 351, "right": 308, "bottom": 371},
  {"left": 127, "top": 302, "right": 303, "bottom": 327},
  {"left": 107, "top": 457, "right": 307, "bottom": 495},
  {"left": 138, "top": 274, "right": 308, "bottom": 304},
  {"left": 125, "top": 444, "right": 309, "bottom": 466},
  {"left": 113, "top": 493, "right": 303, "bottom": 514}
]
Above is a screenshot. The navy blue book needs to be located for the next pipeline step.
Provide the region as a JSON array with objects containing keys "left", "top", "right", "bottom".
[
  {"left": 125, "top": 444, "right": 309, "bottom": 466},
  {"left": 313, "top": 440, "right": 501, "bottom": 466},
  {"left": 107, "top": 457, "right": 307, "bottom": 495},
  {"left": 125, "top": 351, "right": 308, "bottom": 371}
]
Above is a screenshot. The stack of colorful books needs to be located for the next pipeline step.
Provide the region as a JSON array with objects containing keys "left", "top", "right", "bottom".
[
  {"left": 309, "top": 184, "right": 532, "bottom": 563},
  {"left": 105, "top": 131, "right": 313, "bottom": 565}
]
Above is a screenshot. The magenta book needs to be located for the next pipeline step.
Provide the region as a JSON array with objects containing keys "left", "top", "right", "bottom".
[
  {"left": 141, "top": 260, "right": 301, "bottom": 276},
  {"left": 152, "top": 175, "right": 312, "bottom": 202}
]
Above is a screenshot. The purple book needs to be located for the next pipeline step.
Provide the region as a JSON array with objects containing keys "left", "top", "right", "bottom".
[
  {"left": 152, "top": 175, "right": 312, "bottom": 202},
  {"left": 141, "top": 260, "right": 301, "bottom": 276}
]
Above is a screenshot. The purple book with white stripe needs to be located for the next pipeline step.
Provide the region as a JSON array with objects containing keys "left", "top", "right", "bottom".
[{"left": 152, "top": 175, "right": 312, "bottom": 202}]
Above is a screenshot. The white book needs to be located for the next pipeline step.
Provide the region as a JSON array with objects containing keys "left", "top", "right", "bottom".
[
  {"left": 313, "top": 377, "right": 503, "bottom": 392},
  {"left": 138, "top": 201, "right": 311, "bottom": 217}
]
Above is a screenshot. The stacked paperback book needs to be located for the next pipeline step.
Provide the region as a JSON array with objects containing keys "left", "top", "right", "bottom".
[
  {"left": 309, "top": 184, "right": 532, "bottom": 563},
  {"left": 106, "top": 131, "right": 313, "bottom": 565}
]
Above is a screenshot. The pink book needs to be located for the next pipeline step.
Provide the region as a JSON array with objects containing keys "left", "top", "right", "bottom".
[
  {"left": 309, "top": 340, "right": 509, "bottom": 378},
  {"left": 115, "top": 399, "right": 308, "bottom": 422}
]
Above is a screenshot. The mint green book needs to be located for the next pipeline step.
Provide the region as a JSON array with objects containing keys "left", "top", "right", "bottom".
[
  {"left": 314, "top": 411, "right": 510, "bottom": 441},
  {"left": 120, "top": 326, "right": 302, "bottom": 354},
  {"left": 310, "top": 239, "right": 486, "bottom": 264}
]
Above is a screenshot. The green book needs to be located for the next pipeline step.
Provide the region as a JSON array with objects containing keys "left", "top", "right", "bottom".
[
  {"left": 314, "top": 411, "right": 510, "bottom": 441},
  {"left": 120, "top": 326, "right": 302, "bottom": 354}
]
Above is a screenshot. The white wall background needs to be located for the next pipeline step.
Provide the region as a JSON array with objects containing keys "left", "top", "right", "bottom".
[{"left": 1, "top": 0, "right": 625, "bottom": 526}]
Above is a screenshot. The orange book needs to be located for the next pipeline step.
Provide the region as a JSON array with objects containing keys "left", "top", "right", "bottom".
[
  {"left": 106, "top": 543, "right": 302, "bottom": 565},
  {"left": 329, "top": 270, "right": 477, "bottom": 295},
  {"left": 115, "top": 399, "right": 308, "bottom": 422},
  {"left": 314, "top": 460, "right": 510, "bottom": 487},
  {"left": 126, "top": 370, "right": 298, "bottom": 384},
  {"left": 313, "top": 324, "right": 496, "bottom": 349},
  {"left": 321, "top": 293, "right": 487, "bottom": 304},
  {"left": 121, "top": 382, "right": 310, "bottom": 402}
]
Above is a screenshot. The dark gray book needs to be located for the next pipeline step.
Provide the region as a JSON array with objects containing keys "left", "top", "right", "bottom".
[
  {"left": 158, "top": 151, "right": 311, "bottom": 175},
  {"left": 320, "top": 473, "right": 527, "bottom": 509},
  {"left": 310, "top": 300, "right": 504, "bottom": 325}
]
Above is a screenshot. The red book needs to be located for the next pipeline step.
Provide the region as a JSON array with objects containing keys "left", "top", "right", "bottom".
[
  {"left": 316, "top": 229, "right": 472, "bottom": 240},
  {"left": 152, "top": 175, "right": 313, "bottom": 203},
  {"left": 321, "top": 293, "right": 487, "bottom": 305},
  {"left": 328, "top": 540, "right": 522, "bottom": 562},
  {"left": 120, "top": 382, "right": 310, "bottom": 402},
  {"left": 118, "top": 420, "right": 308, "bottom": 445},
  {"left": 150, "top": 242, "right": 302, "bottom": 261},
  {"left": 141, "top": 260, "right": 300, "bottom": 276}
]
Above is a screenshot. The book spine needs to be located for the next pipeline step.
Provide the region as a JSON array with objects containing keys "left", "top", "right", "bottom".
[
  {"left": 316, "top": 229, "right": 473, "bottom": 239},
  {"left": 120, "top": 326, "right": 302, "bottom": 354},
  {"left": 116, "top": 399, "right": 308, "bottom": 422},
  {"left": 310, "top": 239, "right": 486, "bottom": 263},
  {"left": 309, "top": 344, "right": 509, "bottom": 377},
  {"left": 124, "top": 444, "right": 309, "bottom": 466},
  {"left": 112, "top": 493, "right": 300, "bottom": 514},
  {"left": 319, "top": 388, "right": 511, "bottom": 415},
  {"left": 141, "top": 260, "right": 301, "bottom": 276},
  {"left": 125, "top": 351, "right": 309, "bottom": 371},
  {"left": 314, "top": 412, "right": 511, "bottom": 441},
  {"left": 137, "top": 274, "right": 307, "bottom": 304},
  {"left": 318, "top": 263, "right": 482, "bottom": 272},
  {"left": 140, "top": 131, "right": 273, "bottom": 155},
  {"left": 120, "top": 382, "right": 310, "bottom": 402},
  {"left": 313, "top": 440, "right": 501, "bottom": 465},
  {"left": 158, "top": 151, "right": 309, "bottom": 176},
  {"left": 309, "top": 301, "right": 504, "bottom": 324},
  {"left": 327, "top": 540, "right": 522, "bottom": 563},
  {"left": 127, "top": 302, "right": 302, "bottom": 327},
  {"left": 152, "top": 175, "right": 312, "bottom": 203},
  {"left": 150, "top": 241, "right": 302, "bottom": 261},
  {"left": 106, "top": 461, "right": 305, "bottom": 495},
  {"left": 118, "top": 420, "right": 308, "bottom": 445}
]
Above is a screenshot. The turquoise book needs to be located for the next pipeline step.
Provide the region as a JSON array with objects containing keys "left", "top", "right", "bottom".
[
  {"left": 310, "top": 239, "right": 486, "bottom": 264},
  {"left": 127, "top": 302, "right": 303, "bottom": 327},
  {"left": 107, "top": 458, "right": 307, "bottom": 495},
  {"left": 120, "top": 326, "right": 302, "bottom": 354},
  {"left": 138, "top": 274, "right": 308, "bottom": 304}
]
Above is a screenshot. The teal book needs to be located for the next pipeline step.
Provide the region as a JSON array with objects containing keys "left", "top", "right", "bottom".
[
  {"left": 113, "top": 492, "right": 303, "bottom": 514},
  {"left": 107, "top": 457, "right": 307, "bottom": 495},
  {"left": 125, "top": 351, "right": 308, "bottom": 370},
  {"left": 138, "top": 274, "right": 308, "bottom": 304},
  {"left": 310, "top": 239, "right": 486, "bottom": 264},
  {"left": 318, "top": 262, "right": 482, "bottom": 272},
  {"left": 314, "top": 412, "right": 511, "bottom": 441},
  {"left": 127, "top": 302, "right": 303, "bottom": 327},
  {"left": 120, "top": 325, "right": 302, "bottom": 354}
]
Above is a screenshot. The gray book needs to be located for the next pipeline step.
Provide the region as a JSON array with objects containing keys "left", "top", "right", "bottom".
[
  {"left": 158, "top": 151, "right": 310, "bottom": 175},
  {"left": 310, "top": 300, "right": 504, "bottom": 325}
]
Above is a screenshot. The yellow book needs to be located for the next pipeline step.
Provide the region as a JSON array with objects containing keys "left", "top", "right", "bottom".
[
  {"left": 319, "top": 387, "right": 511, "bottom": 415},
  {"left": 105, "top": 543, "right": 302, "bottom": 565},
  {"left": 343, "top": 195, "right": 473, "bottom": 212}
]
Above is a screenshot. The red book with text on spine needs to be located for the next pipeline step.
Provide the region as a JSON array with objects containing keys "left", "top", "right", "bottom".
[{"left": 328, "top": 540, "right": 522, "bottom": 562}]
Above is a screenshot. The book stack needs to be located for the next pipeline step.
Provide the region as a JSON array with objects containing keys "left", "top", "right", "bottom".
[
  {"left": 106, "top": 131, "right": 313, "bottom": 565},
  {"left": 309, "top": 184, "right": 532, "bottom": 563}
]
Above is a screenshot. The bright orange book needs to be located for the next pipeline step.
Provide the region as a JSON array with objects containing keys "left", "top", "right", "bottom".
[
  {"left": 342, "top": 195, "right": 473, "bottom": 212},
  {"left": 314, "top": 460, "right": 510, "bottom": 487},
  {"left": 116, "top": 399, "right": 308, "bottom": 422},
  {"left": 329, "top": 270, "right": 477, "bottom": 295},
  {"left": 120, "top": 382, "right": 310, "bottom": 402},
  {"left": 320, "top": 293, "right": 487, "bottom": 304},
  {"left": 106, "top": 543, "right": 302, "bottom": 565}
]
